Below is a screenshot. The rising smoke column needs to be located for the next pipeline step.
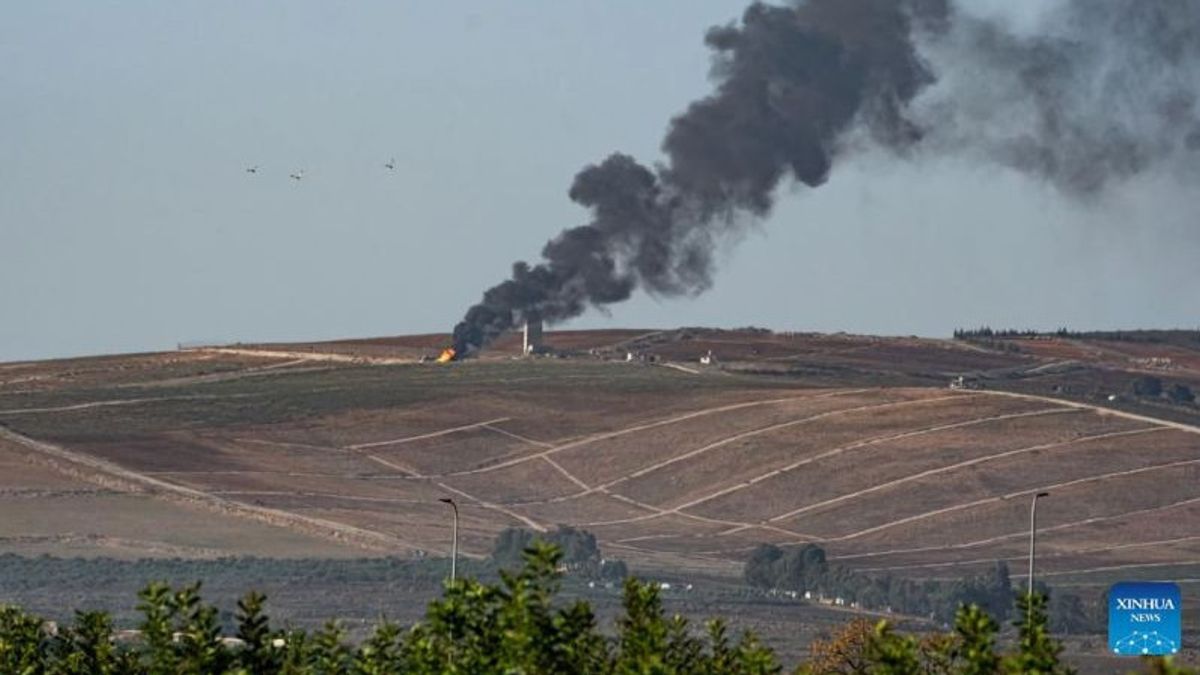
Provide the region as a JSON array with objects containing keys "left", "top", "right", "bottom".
[
  {"left": 912, "top": 0, "right": 1200, "bottom": 195},
  {"left": 451, "top": 0, "right": 1200, "bottom": 353},
  {"left": 451, "top": 0, "right": 941, "bottom": 352}
]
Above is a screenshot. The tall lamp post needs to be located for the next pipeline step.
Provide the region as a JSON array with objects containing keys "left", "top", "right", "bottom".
[
  {"left": 1027, "top": 491, "right": 1050, "bottom": 625},
  {"left": 439, "top": 497, "right": 459, "bottom": 583}
]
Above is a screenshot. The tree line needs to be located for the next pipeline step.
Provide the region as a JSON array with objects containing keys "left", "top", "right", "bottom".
[
  {"left": 953, "top": 327, "right": 1200, "bottom": 345},
  {"left": 492, "top": 526, "right": 628, "bottom": 581},
  {"left": 2, "top": 543, "right": 1194, "bottom": 674},
  {"left": 743, "top": 544, "right": 1103, "bottom": 634}
]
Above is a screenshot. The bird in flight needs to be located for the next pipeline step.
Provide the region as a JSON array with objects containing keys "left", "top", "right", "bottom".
[
  {"left": 384, "top": 158, "right": 396, "bottom": 171},
  {"left": 289, "top": 170, "right": 305, "bottom": 181},
  {"left": 245, "top": 165, "right": 259, "bottom": 174}
]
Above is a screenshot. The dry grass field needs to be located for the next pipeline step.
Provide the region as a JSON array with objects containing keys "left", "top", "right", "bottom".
[
  {"left": 1, "top": 331, "right": 1197, "bottom": 593},
  {"left": 3, "top": 330, "right": 1199, "bottom": 670}
]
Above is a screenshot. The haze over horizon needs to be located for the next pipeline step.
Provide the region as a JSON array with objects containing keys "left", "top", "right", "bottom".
[{"left": 5, "top": 1, "right": 1199, "bottom": 363}]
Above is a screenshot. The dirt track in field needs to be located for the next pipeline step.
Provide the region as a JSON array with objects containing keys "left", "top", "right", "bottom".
[{"left": 2, "top": 332, "right": 1197, "bottom": 584}]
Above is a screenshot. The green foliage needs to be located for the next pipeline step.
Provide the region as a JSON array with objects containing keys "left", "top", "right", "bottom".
[
  {"left": 492, "top": 525, "right": 628, "bottom": 581},
  {"left": 0, "top": 604, "right": 48, "bottom": 675},
  {"left": 1167, "top": 383, "right": 1195, "bottom": 404},
  {"left": 135, "top": 581, "right": 232, "bottom": 674},
  {"left": 234, "top": 591, "right": 280, "bottom": 674},
  {"left": 742, "top": 544, "right": 1023, "bottom": 624},
  {"left": 741, "top": 544, "right": 1105, "bottom": 634},
  {"left": 614, "top": 575, "right": 779, "bottom": 675},
  {"left": 0, "top": 547, "right": 1195, "bottom": 674},
  {"left": 951, "top": 604, "right": 1000, "bottom": 675},
  {"left": 1002, "top": 593, "right": 1072, "bottom": 675},
  {"left": 55, "top": 610, "right": 127, "bottom": 675},
  {"left": 1130, "top": 376, "right": 1165, "bottom": 398}
]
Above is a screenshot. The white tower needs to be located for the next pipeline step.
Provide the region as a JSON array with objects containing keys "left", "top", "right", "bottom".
[{"left": 522, "top": 316, "right": 543, "bottom": 355}]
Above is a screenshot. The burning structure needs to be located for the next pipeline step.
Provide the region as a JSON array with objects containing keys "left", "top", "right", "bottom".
[
  {"left": 447, "top": 0, "right": 1200, "bottom": 355},
  {"left": 522, "top": 315, "right": 543, "bottom": 355}
]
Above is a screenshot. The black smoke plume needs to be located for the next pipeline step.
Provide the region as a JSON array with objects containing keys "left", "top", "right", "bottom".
[
  {"left": 913, "top": 0, "right": 1200, "bottom": 194},
  {"left": 451, "top": 0, "right": 1200, "bottom": 353}
]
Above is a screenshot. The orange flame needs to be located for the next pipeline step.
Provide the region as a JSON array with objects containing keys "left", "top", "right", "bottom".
[{"left": 435, "top": 347, "right": 456, "bottom": 363}]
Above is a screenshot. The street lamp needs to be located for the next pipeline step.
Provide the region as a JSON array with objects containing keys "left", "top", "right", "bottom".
[
  {"left": 439, "top": 497, "right": 458, "bottom": 583},
  {"left": 1027, "top": 491, "right": 1050, "bottom": 625}
]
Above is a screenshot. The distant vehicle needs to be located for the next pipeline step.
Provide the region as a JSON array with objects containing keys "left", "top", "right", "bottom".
[
  {"left": 384, "top": 158, "right": 396, "bottom": 170},
  {"left": 289, "top": 170, "right": 305, "bottom": 181},
  {"left": 245, "top": 165, "right": 259, "bottom": 174}
]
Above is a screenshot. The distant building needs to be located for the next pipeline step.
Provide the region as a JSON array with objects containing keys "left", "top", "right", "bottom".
[
  {"left": 949, "top": 375, "right": 981, "bottom": 390},
  {"left": 523, "top": 315, "right": 543, "bottom": 355}
]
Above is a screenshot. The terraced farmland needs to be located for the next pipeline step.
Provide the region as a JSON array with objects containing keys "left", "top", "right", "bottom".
[{"left": 1, "top": 341, "right": 1196, "bottom": 594}]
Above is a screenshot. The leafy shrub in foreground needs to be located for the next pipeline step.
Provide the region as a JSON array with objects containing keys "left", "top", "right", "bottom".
[{"left": 0, "top": 542, "right": 1194, "bottom": 673}]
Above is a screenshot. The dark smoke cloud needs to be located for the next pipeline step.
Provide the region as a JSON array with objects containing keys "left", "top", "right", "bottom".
[
  {"left": 451, "top": 0, "right": 1200, "bottom": 353},
  {"left": 914, "top": 0, "right": 1200, "bottom": 194}
]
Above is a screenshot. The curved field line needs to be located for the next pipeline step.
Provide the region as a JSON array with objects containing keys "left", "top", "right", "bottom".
[
  {"left": 0, "top": 393, "right": 256, "bottom": 416},
  {"left": 857, "top": 535, "right": 1200, "bottom": 574},
  {"left": 484, "top": 424, "right": 553, "bottom": 448},
  {"left": 502, "top": 390, "right": 929, "bottom": 507},
  {"left": 668, "top": 406, "right": 1071, "bottom": 514},
  {"left": 574, "top": 406, "right": 1070, "bottom": 528},
  {"left": 1016, "top": 559, "right": 1200, "bottom": 580},
  {"left": 583, "top": 492, "right": 813, "bottom": 542},
  {"left": 235, "top": 437, "right": 340, "bottom": 452},
  {"left": 436, "top": 481, "right": 547, "bottom": 532},
  {"left": 833, "top": 496, "right": 1200, "bottom": 562},
  {"left": 365, "top": 455, "right": 420, "bottom": 476},
  {"left": 659, "top": 362, "right": 701, "bottom": 375},
  {"left": 694, "top": 493, "right": 1200, "bottom": 559},
  {"left": 0, "top": 534, "right": 228, "bottom": 558},
  {"left": 346, "top": 417, "right": 511, "bottom": 450},
  {"left": 766, "top": 425, "right": 1160, "bottom": 523},
  {"left": 977, "top": 390, "right": 1200, "bottom": 435},
  {"left": 541, "top": 456, "right": 591, "bottom": 490},
  {"left": 437, "top": 390, "right": 876, "bottom": 479},
  {"left": 210, "top": 490, "right": 431, "bottom": 505},
  {"left": 591, "top": 394, "right": 963, "bottom": 494},
  {"left": 0, "top": 427, "right": 414, "bottom": 553},
  {"left": 602, "top": 541, "right": 736, "bottom": 567},
  {"left": 115, "top": 358, "right": 324, "bottom": 389},
  {"left": 199, "top": 346, "right": 415, "bottom": 366},
  {"left": 146, "top": 470, "right": 352, "bottom": 478},
  {"left": 831, "top": 457, "right": 1200, "bottom": 542}
]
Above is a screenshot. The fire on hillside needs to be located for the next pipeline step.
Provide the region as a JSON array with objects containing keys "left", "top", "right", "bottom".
[{"left": 435, "top": 347, "right": 456, "bottom": 363}]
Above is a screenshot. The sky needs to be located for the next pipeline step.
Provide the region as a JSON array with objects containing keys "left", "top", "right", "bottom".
[{"left": 3, "top": 1, "right": 1198, "bottom": 362}]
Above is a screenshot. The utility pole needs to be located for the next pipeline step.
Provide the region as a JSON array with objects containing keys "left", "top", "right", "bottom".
[
  {"left": 439, "top": 497, "right": 459, "bottom": 583},
  {"left": 1028, "top": 491, "right": 1050, "bottom": 626}
]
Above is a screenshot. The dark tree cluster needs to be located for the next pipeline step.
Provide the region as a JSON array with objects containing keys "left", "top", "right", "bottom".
[
  {"left": 742, "top": 544, "right": 1102, "bottom": 633},
  {"left": 492, "top": 526, "right": 628, "bottom": 581},
  {"left": 1128, "top": 376, "right": 1197, "bottom": 406}
]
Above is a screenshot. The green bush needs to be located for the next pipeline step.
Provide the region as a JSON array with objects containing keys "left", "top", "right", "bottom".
[{"left": 0, "top": 543, "right": 1193, "bottom": 674}]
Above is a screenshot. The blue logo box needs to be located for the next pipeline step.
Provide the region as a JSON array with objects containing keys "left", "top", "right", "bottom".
[{"left": 1108, "top": 582, "right": 1181, "bottom": 656}]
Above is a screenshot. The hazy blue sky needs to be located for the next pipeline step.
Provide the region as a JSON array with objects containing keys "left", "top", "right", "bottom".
[{"left": 3, "top": 2, "right": 1197, "bottom": 362}]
